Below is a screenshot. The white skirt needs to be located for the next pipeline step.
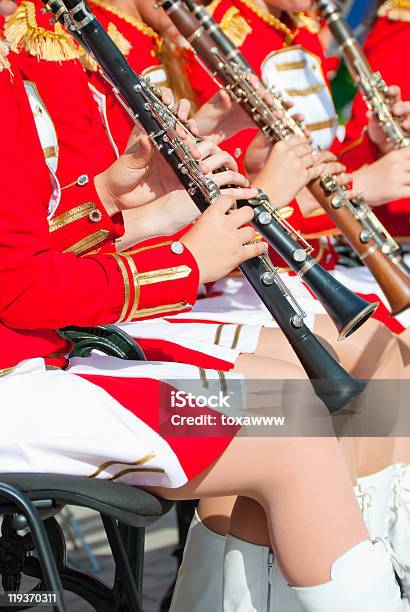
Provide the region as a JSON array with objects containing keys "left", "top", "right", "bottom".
[{"left": 0, "top": 356, "right": 243, "bottom": 488}]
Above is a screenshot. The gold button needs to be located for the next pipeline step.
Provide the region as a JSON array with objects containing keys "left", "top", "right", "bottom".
[
  {"left": 171, "top": 241, "right": 184, "bottom": 255},
  {"left": 89, "top": 209, "right": 103, "bottom": 223}
]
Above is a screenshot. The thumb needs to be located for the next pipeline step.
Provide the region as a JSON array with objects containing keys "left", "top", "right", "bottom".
[{"left": 123, "top": 133, "right": 153, "bottom": 169}]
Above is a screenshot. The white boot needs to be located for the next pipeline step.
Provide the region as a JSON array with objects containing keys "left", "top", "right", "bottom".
[
  {"left": 292, "top": 539, "right": 408, "bottom": 612},
  {"left": 223, "top": 534, "right": 302, "bottom": 612},
  {"left": 389, "top": 463, "right": 410, "bottom": 601},
  {"left": 355, "top": 465, "right": 396, "bottom": 539},
  {"left": 169, "top": 509, "right": 225, "bottom": 612}
]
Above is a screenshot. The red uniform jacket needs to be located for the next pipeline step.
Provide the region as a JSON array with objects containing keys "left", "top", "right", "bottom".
[
  {"left": 85, "top": 0, "right": 166, "bottom": 155},
  {"left": 340, "top": 13, "right": 410, "bottom": 240},
  {"left": 0, "top": 54, "right": 200, "bottom": 371}
]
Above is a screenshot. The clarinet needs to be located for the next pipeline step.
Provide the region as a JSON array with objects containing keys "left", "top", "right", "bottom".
[
  {"left": 317, "top": 0, "right": 410, "bottom": 150},
  {"left": 163, "top": 0, "right": 410, "bottom": 316},
  {"left": 41, "top": 0, "right": 368, "bottom": 412}
]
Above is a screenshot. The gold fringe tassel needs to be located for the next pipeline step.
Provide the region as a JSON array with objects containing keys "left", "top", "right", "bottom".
[
  {"left": 4, "top": 1, "right": 78, "bottom": 61},
  {"left": 378, "top": 0, "right": 410, "bottom": 21},
  {"left": 220, "top": 6, "right": 252, "bottom": 46},
  {"left": 0, "top": 38, "right": 11, "bottom": 73},
  {"left": 80, "top": 22, "right": 132, "bottom": 71}
]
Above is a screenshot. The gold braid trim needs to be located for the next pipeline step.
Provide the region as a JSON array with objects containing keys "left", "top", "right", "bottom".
[
  {"left": 0, "top": 38, "right": 12, "bottom": 73},
  {"left": 219, "top": 6, "right": 252, "bottom": 46},
  {"left": 378, "top": 0, "right": 410, "bottom": 21},
  {"left": 80, "top": 22, "right": 132, "bottom": 71},
  {"left": 88, "top": 0, "right": 163, "bottom": 52},
  {"left": 4, "top": 2, "right": 78, "bottom": 61},
  {"left": 236, "top": 0, "right": 298, "bottom": 46}
]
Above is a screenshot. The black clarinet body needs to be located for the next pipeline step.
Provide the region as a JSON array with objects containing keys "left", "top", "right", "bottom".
[
  {"left": 42, "top": 0, "right": 367, "bottom": 412},
  {"left": 239, "top": 257, "right": 366, "bottom": 412}
]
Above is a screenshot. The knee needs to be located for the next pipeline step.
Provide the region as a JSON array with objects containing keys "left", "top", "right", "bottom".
[{"left": 360, "top": 318, "right": 395, "bottom": 345}]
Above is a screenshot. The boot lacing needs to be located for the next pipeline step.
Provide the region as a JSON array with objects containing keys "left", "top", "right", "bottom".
[
  {"left": 389, "top": 465, "right": 410, "bottom": 538},
  {"left": 373, "top": 537, "right": 406, "bottom": 581},
  {"left": 356, "top": 483, "right": 376, "bottom": 535},
  {"left": 388, "top": 465, "right": 410, "bottom": 599}
]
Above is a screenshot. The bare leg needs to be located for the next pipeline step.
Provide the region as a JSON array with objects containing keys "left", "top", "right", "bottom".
[
  {"left": 255, "top": 316, "right": 404, "bottom": 379},
  {"left": 393, "top": 438, "right": 410, "bottom": 464},
  {"left": 147, "top": 434, "right": 368, "bottom": 587},
  {"left": 257, "top": 317, "right": 404, "bottom": 477},
  {"left": 197, "top": 347, "right": 358, "bottom": 542},
  {"left": 397, "top": 328, "right": 410, "bottom": 377}
]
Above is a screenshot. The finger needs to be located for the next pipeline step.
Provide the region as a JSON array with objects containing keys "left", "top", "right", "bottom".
[
  {"left": 175, "top": 98, "right": 191, "bottom": 122},
  {"left": 293, "top": 142, "right": 314, "bottom": 158},
  {"left": 345, "top": 188, "right": 364, "bottom": 200},
  {"left": 220, "top": 187, "right": 259, "bottom": 200},
  {"left": 388, "top": 85, "right": 401, "bottom": 103},
  {"left": 237, "top": 225, "right": 258, "bottom": 245},
  {"left": 294, "top": 113, "right": 305, "bottom": 124},
  {"left": 335, "top": 172, "right": 354, "bottom": 186},
  {"left": 187, "top": 118, "right": 200, "bottom": 137},
  {"left": 212, "top": 170, "right": 250, "bottom": 188},
  {"left": 284, "top": 135, "right": 307, "bottom": 149},
  {"left": 203, "top": 150, "right": 238, "bottom": 173},
  {"left": 212, "top": 195, "right": 237, "bottom": 214},
  {"left": 239, "top": 240, "right": 269, "bottom": 262},
  {"left": 196, "top": 138, "right": 219, "bottom": 158},
  {"left": 308, "top": 161, "right": 346, "bottom": 181},
  {"left": 311, "top": 150, "right": 338, "bottom": 165},
  {"left": 322, "top": 161, "right": 346, "bottom": 176},
  {"left": 228, "top": 205, "right": 255, "bottom": 228},
  {"left": 392, "top": 101, "right": 410, "bottom": 118},
  {"left": 218, "top": 89, "right": 234, "bottom": 111},
  {"left": 183, "top": 136, "right": 201, "bottom": 160},
  {"left": 160, "top": 87, "right": 173, "bottom": 106}
]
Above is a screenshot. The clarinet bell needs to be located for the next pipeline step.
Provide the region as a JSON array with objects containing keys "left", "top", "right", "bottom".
[
  {"left": 334, "top": 295, "right": 379, "bottom": 341},
  {"left": 311, "top": 377, "right": 366, "bottom": 414},
  {"left": 298, "top": 259, "right": 379, "bottom": 340}
]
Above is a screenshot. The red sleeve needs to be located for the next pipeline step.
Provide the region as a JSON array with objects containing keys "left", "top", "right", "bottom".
[{"left": 0, "top": 65, "right": 199, "bottom": 331}]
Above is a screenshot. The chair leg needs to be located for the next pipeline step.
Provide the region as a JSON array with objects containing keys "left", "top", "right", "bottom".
[
  {"left": 24, "top": 516, "right": 114, "bottom": 611},
  {"left": 0, "top": 483, "right": 67, "bottom": 612},
  {"left": 118, "top": 524, "right": 145, "bottom": 603},
  {"left": 101, "top": 515, "right": 143, "bottom": 612}
]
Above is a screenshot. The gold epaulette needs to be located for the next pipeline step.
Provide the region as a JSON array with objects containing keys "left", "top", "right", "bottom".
[
  {"left": 290, "top": 11, "right": 321, "bottom": 34},
  {"left": 378, "top": 0, "right": 410, "bottom": 21},
  {"left": 0, "top": 37, "right": 11, "bottom": 73},
  {"left": 207, "top": 0, "right": 223, "bottom": 16},
  {"left": 219, "top": 6, "right": 252, "bottom": 46},
  {"left": 4, "top": 1, "right": 79, "bottom": 61},
  {"left": 80, "top": 22, "right": 132, "bottom": 71}
]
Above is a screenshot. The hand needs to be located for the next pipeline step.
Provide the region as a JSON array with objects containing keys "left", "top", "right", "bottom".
[
  {"left": 251, "top": 137, "right": 347, "bottom": 207},
  {"left": 193, "top": 76, "right": 300, "bottom": 143},
  {"left": 94, "top": 92, "right": 201, "bottom": 215},
  {"left": 353, "top": 147, "right": 410, "bottom": 207},
  {"left": 193, "top": 89, "right": 258, "bottom": 143},
  {"left": 181, "top": 196, "right": 268, "bottom": 283},
  {"left": 367, "top": 85, "right": 410, "bottom": 154}
]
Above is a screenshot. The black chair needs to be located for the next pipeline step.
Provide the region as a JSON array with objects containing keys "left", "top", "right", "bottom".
[
  {"left": 0, "top": 474, "right": 173, "bottom": 611},
  {"left": 0, "top": 326, "right": 172, "bottom": 611}
]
